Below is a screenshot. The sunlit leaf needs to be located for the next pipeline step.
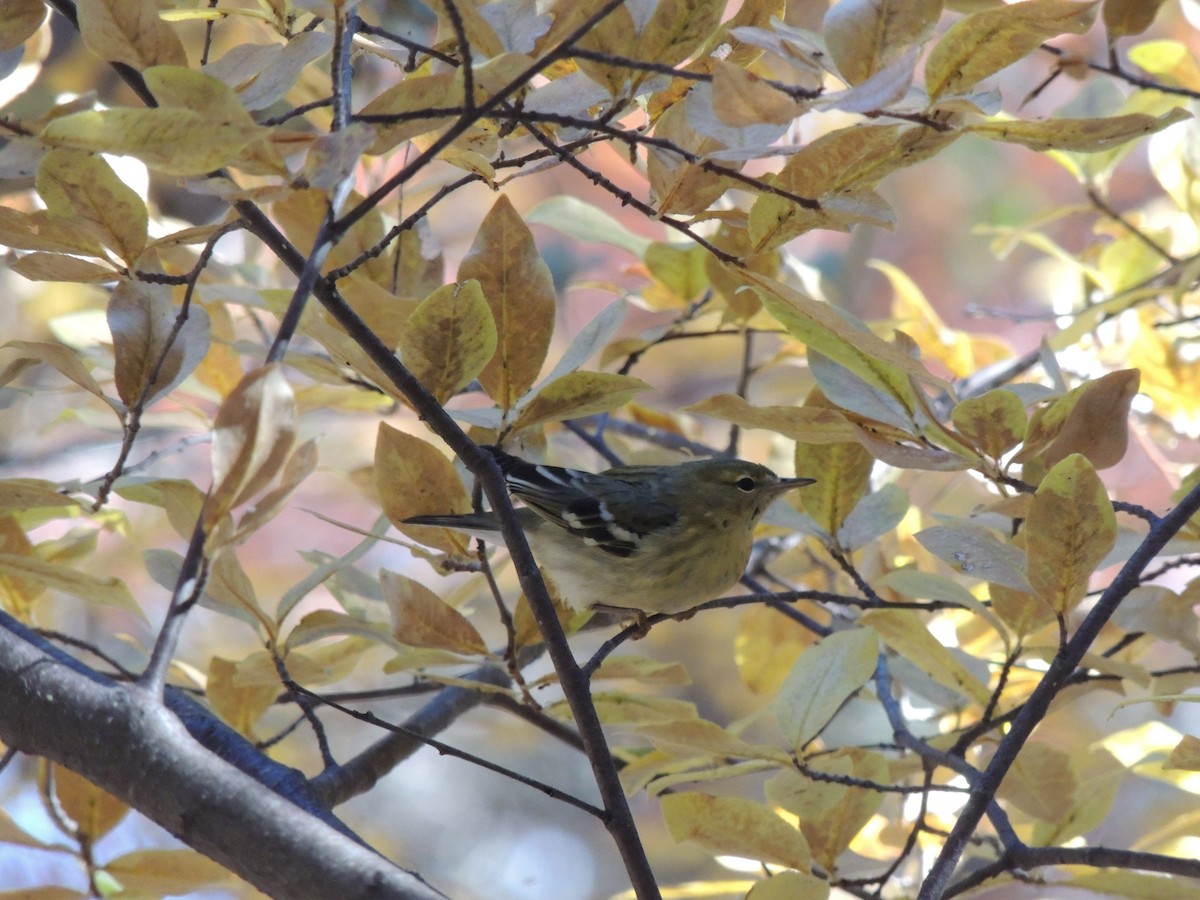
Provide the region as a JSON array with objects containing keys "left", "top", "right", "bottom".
[
  {"left": 1026, "top": 453, "right": 1117, "bottom": 616},
  {"left": 861, "top": 608, "right": 992, "bottom": 705},
  {"left": 36, "top": 149, "right": 147, "bottom": 265},
  {"left": 746, "top": 871, "right": 830, "bottom": 900},
  {"left": 661, "top": 792, "right": 811, "bottom": 870},
  {"left": 457, "top": 194, "right": 557, "bottom": 412},
  {"left": 926, "top": 0, "right": 1099, "bottom": 100}
]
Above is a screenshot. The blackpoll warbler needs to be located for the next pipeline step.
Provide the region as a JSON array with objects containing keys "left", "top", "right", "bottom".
[{"left": 404, "top": 446, "right": 815, "bottom": 615}]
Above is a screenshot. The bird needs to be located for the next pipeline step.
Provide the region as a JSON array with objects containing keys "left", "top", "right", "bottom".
[{"left": 403, "top": 446, "right": 815, "bottom": 616}]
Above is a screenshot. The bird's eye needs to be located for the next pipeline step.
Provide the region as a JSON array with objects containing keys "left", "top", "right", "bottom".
[{"left": 735, "top": 476, "right": 756, "bottom": 492}]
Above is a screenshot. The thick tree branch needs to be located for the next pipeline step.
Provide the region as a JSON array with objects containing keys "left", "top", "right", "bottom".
[{"left": 0, "top": 611, "right": 446, "bottom": 900}]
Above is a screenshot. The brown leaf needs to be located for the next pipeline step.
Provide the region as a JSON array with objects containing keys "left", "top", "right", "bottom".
[
  {"left": 0, "top": 0, "right": 45, "bottom": 54},
  {"left": 108, "top": 279, "right": 211, "bottom": 408},
  {"left": 1103, "top": 0, "right": 1169, "bottom": 39},
  {"left": 382, "top": 569, "right": 488, "bottom": 655},
  {"left": 951, "top": 388, "right": 1028, "bottom": 460},
  {"left": 457, "top": 195, "right": 557, "bottom": 412},
  {"left": 203, "top": 364, "right": 297, "bottom": 532},
  {"left": 1018, "top": 369, "right": 1140, "bottom": 470}
]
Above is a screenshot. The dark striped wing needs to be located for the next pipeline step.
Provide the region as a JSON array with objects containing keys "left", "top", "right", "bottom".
[{"left": 485, "top": 447, "right": 677, "bottom": 557}]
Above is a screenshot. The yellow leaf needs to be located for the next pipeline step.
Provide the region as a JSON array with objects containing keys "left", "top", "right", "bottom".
[
  {"left": 642, "top": 241, "right": 709, "bottom": 309},
  {"left": 997, "top": 741, "right": 1077, "bottom": 823},
  {"left": 0, "top": 0, "right": 45, "bottom": 54},
  {"left": 457, "top": 195, "right": 557, "bottom": 412},
  {"left": 969, "top": 109, "right": 1191, "bottom": 152},
  {"left": 1026, "top": 453, "right": 1117, "bottom": 615},
  {"left": 107, "top": 279, "right": 211, "bottom": 408},
  {"left": 203, "top": 364, "right": 297, "bottom": 532},
  {"left": 989, "top": 582, "right": 1056, "bottom": 638},
  {"left": 0, "top": 480, "right": 79, "bottom": 514},
  {"left": 951, "top": 388, "right": 1027, "bottom": 460},
  {"left": 590, "top": 655, "right": 691, "bottom": 685},
  {"left": 207, "top": 656, "right": 276, "bottom": 738},
  {"left": 577, "top": 691, "right": 698, "bottom": 725},
  {"left": 374, "top": 424, "right": 472, "bottom": 557},
  {"left": 1127, "top": 40, "right": 1200, "bottom": 91},
  {"left": 661, "top": 792, "right": 811, "bottom": 870},
  {"left": 398, "top": 280, "right": 497, "bottom": 404},
  {"left": 41, "top": 108, "right": 263, "bottom": 177},
  {"left": 686, "top": 393, "right": 858, "bottom": 443},
  {"left": 794, "top": 439, "right": 873, "bottom": 536},
  {"left": 1062, "top": 870, "right": 1200, "bottom": 900},
  {"left": 925, "top": 0, "right": 1099, "bottom": 100},
  {"left": 626, "top": 718, "right": 787, "bottom": 763},
  {"left": 747, "top": 871, "right": 830, "bottom": 900},
  {"left": 76, "top": 0, "right": 187, "bottom": 70},
  {"left": 0, "top": 553, "right": 142, "bottom": 617},
  {"left": 860, "top": 608, "right": 992, "bottom": 705},
  {"left": 773, "top": 627, "right": 879, "bottom": 750},
  {"left": 0, "top": 206, "right": 104, "bottom": 256},
  {"left": 636, "top": 0, "right": 724, "bottom": 68},
  {"left": 734, "top": 603, "right": 820, "bottom": 695},
  {"left": 512, "top": 371, "right": 650, "bottom": 431},
  {"left": 102, "top": 849, "right": 238, "bottom": 893},
  {"left": 382, "top": 569, "right": 487, "bottom": 655},
  {"left": 742, "top": 268, "right": 952, "bottom": 403},
  {"left": 46, "top": 764, "right": 128, "bottom": 843},
  {"left": 36, "top": 150, "right": 147, "bottom": 265},
  {"left": 798, "top": 748, "right": 888, "bottom": 871},
  {"left": 824, "top": 0, "right": 941, "bottom": 86},
  {"left": 286, "top": 609, "right": 393, "bottom": 648},
  {"left": 358, "top": 72, "right": 462, "bottom": 154}
]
